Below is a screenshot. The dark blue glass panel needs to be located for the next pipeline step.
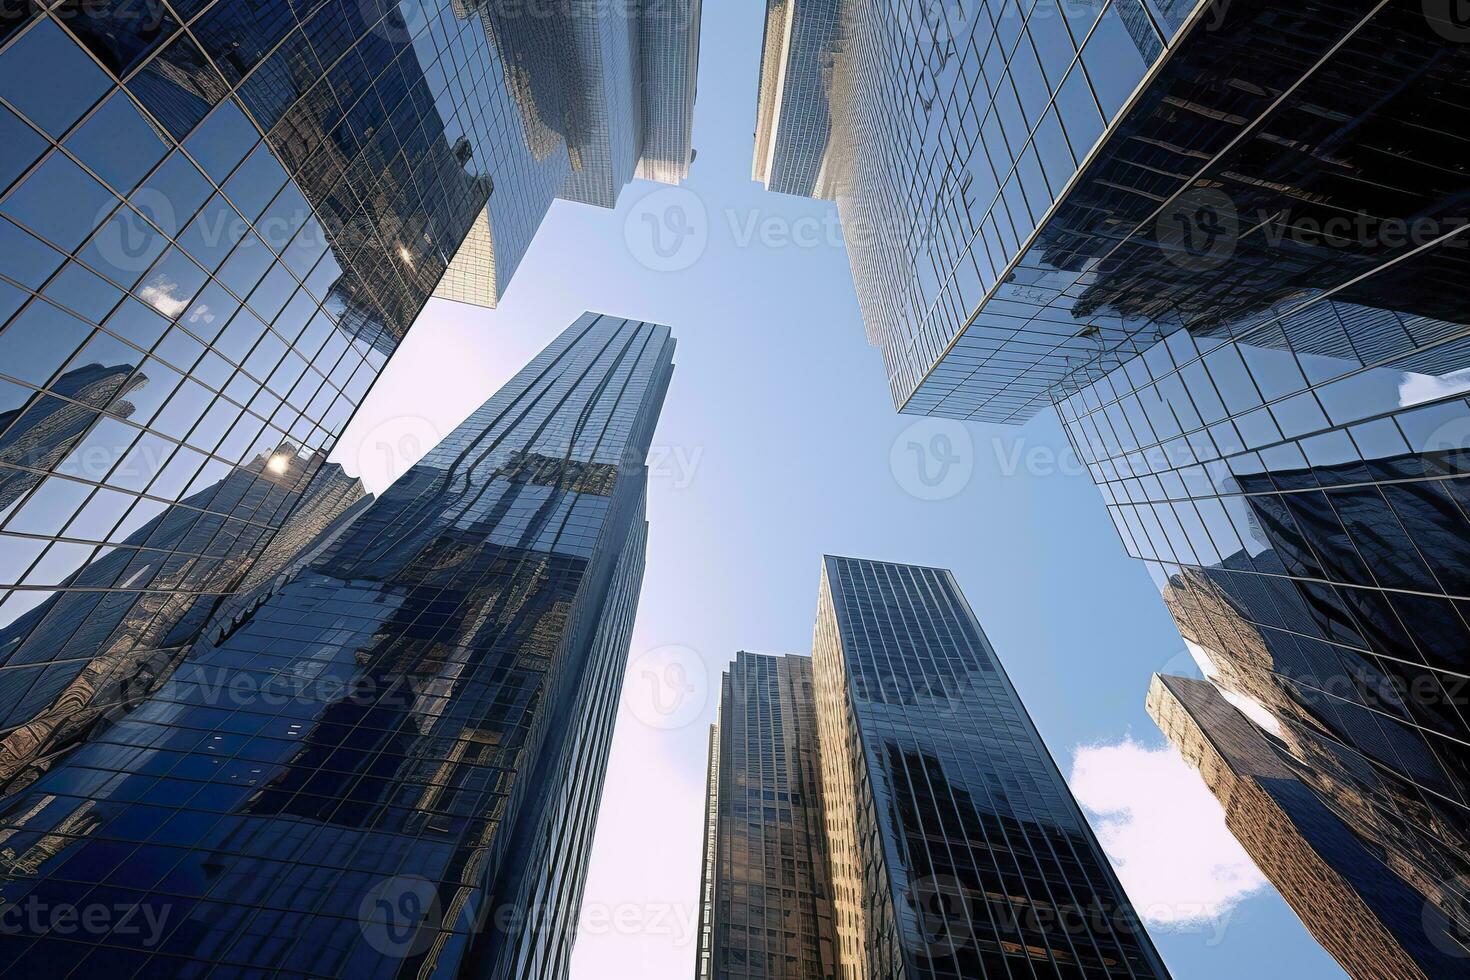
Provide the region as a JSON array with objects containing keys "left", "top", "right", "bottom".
[{"left": 64, "top": 90, "right": 167, "bottom": 194}]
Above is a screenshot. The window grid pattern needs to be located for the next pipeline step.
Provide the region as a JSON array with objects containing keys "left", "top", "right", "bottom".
[
  {"left": 699, "top": 651, "right": 839, "bottom": 979},
  {"left": 901, "top": 1, "right": 1470, "bottom": 423},
  {"left": 812, "top": 556, "right": 1169, "bottom": 980},
  {"left": 763, "top": 0, "right": 1178, "bottom": 395},
  {"left": 0, "top": 0, "right": 574, "bottom": 783},
  {"left": 1055, "top": 250, "right": 1470, "bottom": 963},
  {"left": 0, "top": 312, "right": 673, "bottom": 978}
]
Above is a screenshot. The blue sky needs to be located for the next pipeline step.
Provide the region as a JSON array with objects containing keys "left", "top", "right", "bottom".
[{"left": 334, "top": 1, "right": 1345, "bottom": 976}]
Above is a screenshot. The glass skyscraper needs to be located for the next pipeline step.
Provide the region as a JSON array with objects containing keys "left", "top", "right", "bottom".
[
  {"left": 0, "top": 311, "right": 674, "bottom": 978},
  {"left": 696, "top": 651, "right": 838, "bottom": 980},
  {"left": 752, "top": 0, "right": 840, "bottom": 198},
  {"left": 0, "top": 2, "right": 699, "bottom": 784},
  {"left": 755, "top": 2, "right": 1470, "bottom": 964},
  {"left": 812, "top": 556, "right": 1169, "bottom": 979},
  {"left": 1148, "top": 674, "right": 1467, "bottom": 976}
]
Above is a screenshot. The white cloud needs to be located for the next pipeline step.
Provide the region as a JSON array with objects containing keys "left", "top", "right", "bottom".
[
  {"left": 140, "top": 275, "right": 188, "bottom": 318},
  {"left": 1069, "top": 738, "right": 1269, "bottom": 928}
]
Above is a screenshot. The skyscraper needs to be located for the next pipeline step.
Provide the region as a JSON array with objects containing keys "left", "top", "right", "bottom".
[
  {"left": 697, "top": 651, "right": 838, "bottom": 980},
  {"left": 698, "top": 557, "right": 1169, "bottom": 979},
  {"left": 474, "top": 0, "right": 703, "bottom": 234},
  {"left": 1148, "top": 674, "right": 1468, "bottom": 977},
  {"left": 752, "top": 0, "right": 840, "bottom": 198},
  {"left": 754, "top": 1, "right": 1470, "bottom": 959},
  {"left": 0, "top": 3, "right": 699, "bottom": 773},
  {"left": 812, "top": 556, "right": 1169, "bottom": 980},
  {"left": 0, "top": 311, "right": 674, "bottom": 977}
]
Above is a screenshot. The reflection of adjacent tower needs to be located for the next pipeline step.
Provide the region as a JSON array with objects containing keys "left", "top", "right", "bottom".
[
  {"left": 749, "top": 0, "right": 1470, "bottom": 967},
  {"left": 0, "top": 448, "right": 364, "bottom": 787},
  {"left": 0, "top": 363, "right": 144, "bottom": 512},
  {"left": 1156, "top": 557, "right": 1470, "bottom": 969},
  {"left": 811, "top": 556, "right": 1170, "bottom": 980},
  {"left": 696, "top": 652, "right": 838, "bottom": 979},
  {"left": 0, "top": 313, "right": 673, "bottom": 979},
  {"left": 1149, "top": 675, "right": 1469, "bottom": 977}
]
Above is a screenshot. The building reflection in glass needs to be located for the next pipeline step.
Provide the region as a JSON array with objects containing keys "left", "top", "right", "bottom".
[
  {"left": 0, "top": 312, "right": 674, "bottom": 978},
  {"left": 811, "top": 556, "right": 1170, "bottom": 980},
  {"left": 1149, "top": 673, "right": 1469, "bottom": 977},
  {"left": 0, "top": 443, "right": 365, "bottom": 791},
  {"left": 0, "top": 2, "right": 700, "bottom": 788},
  {"left": 753, "top": 2, "right": 1470, "bottom": 964}
]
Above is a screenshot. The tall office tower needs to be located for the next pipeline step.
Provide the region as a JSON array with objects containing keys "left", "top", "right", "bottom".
[
  {"left": 557, "top": 0, "right": 704, "bottom": 207},
  {"left": 0, "top": 312, "right": 674, "bottom": 978},
  {"left": 752, "top": 0, "right": 840, "bottom": 198},
  {"left": 812, "top": 556, "right": 1169, "bottom": 979},
  {"left": 0, "top": 3, "right": 699, "bottom": 777},
  {"left": 696, "top": 651, "right": 839, "bottom": 979},
  {"left": 1148, "top": 675, "right": 1468, "bottom": 976},
  {"left": 756, "top": 1, "right": 1470, "bottom": 961}
]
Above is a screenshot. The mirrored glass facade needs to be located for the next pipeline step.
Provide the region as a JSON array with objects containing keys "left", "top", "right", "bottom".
[
  {"left": 0, "top": 1, "right": 697, "bottom": 784},
  {"left": 697, "top": 651, "right": 838, "bottom": 980},
  {"left": 557, "top": 0, "right": 704, "bottom": 207},
  {"left": 812, "top": 556, "right": 1168, "bottom": 980},
  {"left": 0, "top": 311, "right": 675, "bottom": 978},
  {"left": 758, "top": 2, "right": 1470, "bottom": 964},
  {"left": 1149, "top": 674, "right": 1467, "bottom": 977},
  {"left": 752, "top": 0, "right": 840, "bottom": 198}
]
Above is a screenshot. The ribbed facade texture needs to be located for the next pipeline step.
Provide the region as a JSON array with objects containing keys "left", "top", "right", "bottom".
[
  {"left": 755, "top": 3, "right": 1470, "bottom": 969},
  {"left": 697, "top": 651, "right": 838, "bottom": 979},
  {"left": 0, "top": 311, "right": 674, "bottom": 977},
  {"left": 636, "top": 0, "right": 703, "bottom": 185}
]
